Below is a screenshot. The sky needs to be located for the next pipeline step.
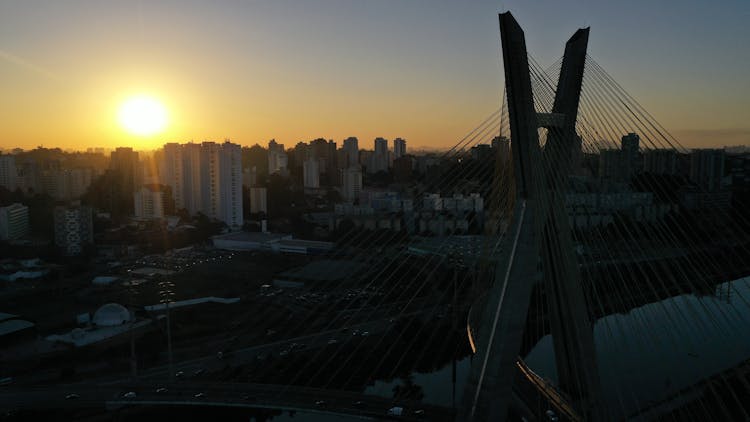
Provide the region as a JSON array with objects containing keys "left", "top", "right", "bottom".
[{"left": 0, "top": 0, "right": 748, "bottom": 151}]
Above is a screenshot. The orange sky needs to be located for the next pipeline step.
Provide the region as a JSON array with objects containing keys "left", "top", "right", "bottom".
[{"left": 0, "top": 1, "right": 747, "bottom": 152}]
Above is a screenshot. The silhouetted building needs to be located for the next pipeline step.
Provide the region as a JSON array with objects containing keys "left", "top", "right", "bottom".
[
  {"left": 0, "top": 203, "right": 29, "bottom": 240},
  {"left": 644, "top": 149, "right": 678, "bottom": 175},
  {"left": 268, "top": 139, "right": 288, "bottom": 174},
  {"left": 110, "top": 147, "right": 140, "bottom": 192},
  {"left": 342, "top": 137, "right": 359, "bottom": 168},
  {"left": 303, "top": 158, "right": 320, "bottom": 189},
  {"left": 393, "top": 138, "right": 406, "bottom": 160},
  {"left": 54, "top": 203, "right": 93, "bottom": 256},
  {"left": 621, "top": 133, "right": 640, "bottom": 179},
  {"left": 249, "top": 186, "right": 268, "bottom": 214},
  {"left": 369, "top": 138, "right": 389, "bottom": 174},
  {"left": 598, "top": 149, "right": 622, "bottom": 181},
  {"left": 0, "top": 155, "right": 17, "bottom": 191},
  {"left": 471, "top": 144, "right": 494, "bottom": 161},
  {"left": 690, "top": 149, "right": 725, "bottom": 192},
  {"left": 393, "top": 155, "right": 414, "bottom": 183},
  {"left": 342, "top": 166, "right": 362, "bottom": 202}
]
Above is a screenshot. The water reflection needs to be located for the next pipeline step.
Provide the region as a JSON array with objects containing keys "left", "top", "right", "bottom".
[
  {"left": 365, "top": 357, "right": 471, "bottom": 407},
  {"left": 525, "top": 276, "right": 750, "bottom": 418}
]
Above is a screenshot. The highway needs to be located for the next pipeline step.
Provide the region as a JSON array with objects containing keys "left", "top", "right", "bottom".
[{"left": 0, "top": 382, "right": 454, "bottom": 421}]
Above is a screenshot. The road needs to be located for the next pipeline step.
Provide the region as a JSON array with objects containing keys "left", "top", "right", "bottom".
[{"left": 0, "top": 382, "right": 454, "bottom": 421}]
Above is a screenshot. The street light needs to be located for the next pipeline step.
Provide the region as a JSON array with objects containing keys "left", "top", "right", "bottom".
[{"left": 158, "top": 275, "right": 176, "bottom": 380}]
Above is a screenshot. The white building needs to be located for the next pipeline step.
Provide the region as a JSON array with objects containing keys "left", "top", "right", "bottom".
[
  {"left": 0, "top": 203, "right": 29, "bottom": 240},
  {"left": 0, "top": 155, "right": 17, "bottom": 191},
  {"left": 202, "top": 141, "right": 243, "bottom": 230},
  {"left": 133, "top": 186, "right": 165, "bottom": 220},
  {"left": 161, "top": 143, "right": 185, "bottom": 209},
  {"left": 342, "top": 166, "right": 362, "bottom": 202},
  {"left": 250, "top": 186, "right": 268, "bottom": 214},
  {"left": 303, "top": 158, "right": 320, "bottom": 189},
  {"left": 161, "top": 141, "right": 243, "bottom": 229},
  {"left": 54, "top": 203, "right": 94, "bottom": 256}
]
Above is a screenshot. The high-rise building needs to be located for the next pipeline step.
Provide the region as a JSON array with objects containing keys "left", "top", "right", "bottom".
[
  {"left": 621, "top": 133, "right": 640, "bottom": 179},
  {"left": 160, "top": 141, "right": 243, "bottom": 229},
  {"left": 0, "top": 203, "right": 29, "bottom": 240},
  {"left": 243, "top": 167, "right": 258, "bottom": 188},
  {"left": 369, "top": 137, "right": 389, "bottom": 174},
  {"left": 249, "top": 187, "right": 268, "bottom": 214},
  {"left": 690, "top": 149, "right": 725, "bottom": 192},
  {"left": 54, "top": 203, "right": 94, "bottom": 256},
  {"left": 182, "top": 143, "right": 203, "bottom": 215},
  {"left": 0, "top": 155, "right": 17, "bottom": 191},
  {"left": 162, "top": 143, "right": 185, "bottom": 209},
  {"left": 342, "top": 166, "right": 363, "bottom": 202},
  {"left": 644, "top": 149, "right": 678, "bottom": 175},
  {"left": 342, "top": 137, "right": 359, "bottom": 168},
  {"left": 110, "top": 147, "right": 140, "bottom": 192},
  {"left": 134, "top": 185, "right": 166, "bottom": 220},
  {"left": 268, "top": 139, "right": 288, "bottom": 174},
  {"left": 393, "top": 138, "right": 406, "bottom": 160},
  {"left": 201, "top": 141, "right": 243, "bottom": 230},
  {"left": 303, "top": 158, "right": 320, "bottom": 189}
]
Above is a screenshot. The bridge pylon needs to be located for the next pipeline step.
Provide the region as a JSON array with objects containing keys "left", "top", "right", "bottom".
[{"left": 461, "top": 12, "right": 602, "bottom": 421}]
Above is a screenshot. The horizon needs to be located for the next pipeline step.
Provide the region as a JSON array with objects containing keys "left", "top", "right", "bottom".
[{"left": 1, "top": 1, "right": 749, "bottom": 150}]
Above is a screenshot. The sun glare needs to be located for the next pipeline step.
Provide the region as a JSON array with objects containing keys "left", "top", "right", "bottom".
[{"left": 118, "top": 95, "right": 168, "bottom": 136}]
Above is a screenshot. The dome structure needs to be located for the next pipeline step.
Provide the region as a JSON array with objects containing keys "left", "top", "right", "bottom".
[{"left": 92, "top": 303, "right": 131, "bottom": 327}]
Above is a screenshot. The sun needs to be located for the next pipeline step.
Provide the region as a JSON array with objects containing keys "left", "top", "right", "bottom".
[{"left": 118, "top": 95, "right": 168, "bottom": 136}]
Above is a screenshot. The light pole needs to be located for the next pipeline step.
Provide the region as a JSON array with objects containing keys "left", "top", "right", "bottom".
[{"left": 158, "top": 273, "right": 176, "bottom": 380}]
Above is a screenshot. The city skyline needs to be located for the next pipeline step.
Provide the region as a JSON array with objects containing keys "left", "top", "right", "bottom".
[{"left": 1, "top": 0, "right": 748, "bottom": 151}]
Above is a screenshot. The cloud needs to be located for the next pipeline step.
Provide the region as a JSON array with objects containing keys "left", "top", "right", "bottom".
[{"left": 0, "top": 50, "right": 60, "bottom": 81}]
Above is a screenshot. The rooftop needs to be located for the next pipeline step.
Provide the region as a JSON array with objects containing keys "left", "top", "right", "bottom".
[
  {"left": 144, "top": 296, "right": 240, "bottom": 312},
  {"left": 0, "top": 319, "right": 35, "bottom": 337},
  {"left": 212, "top": 231, "right": 290, "bottom": 243},
  {"left": 277, "top": 260, "right": 365, "bottom": 283}
]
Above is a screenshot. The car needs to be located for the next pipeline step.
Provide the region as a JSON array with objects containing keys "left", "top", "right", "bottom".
[
  {"left": 217, "top": 351, "right": 224, "bottom": 359},
  {"left": 361, "top": 331, "right": 369, "bottom": 337},
  {"left": 315, "top": 400, "right": 326, "bottom": 407},
  {"left": 193, "top": 368, "right": 204, "bottom": 376},
  {"left": 65, "top": 393, "right": 79, "bottom": 400},
  {"left": 354, "top": 401, "right": 364, "bottom": 408},
  {"left": 545, "top": 409, "right": 559, "bottom": 421},
  {"left": 175, "top": 370, "right": 184, "bottom": 378},
  {"left": 194, "top": 392, "right": 206, "bottom": 398},
  {"left": 123, "top": 391, "right": 137, "bottom": 399},
  {"left": 414, "top": 409, "right": 425, "bottom": 415},
  {"left": 327, "top": 339, "right": 338, "bottom": 345},
  {"left": 279, "top": 350, "right": 289, "bottom": 357},
  {"left": 156, "top": 387, "right": 168, "bottom": 393}
]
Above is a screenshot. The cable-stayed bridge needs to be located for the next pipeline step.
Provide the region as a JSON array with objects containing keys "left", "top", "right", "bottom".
[{"left": 3, "top": 11, "right": 750, "bottom": 422}]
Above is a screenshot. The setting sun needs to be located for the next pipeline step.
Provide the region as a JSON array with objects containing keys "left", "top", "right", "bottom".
[{"left": 117, "top": 95, "right": 168, "bottom": 137}]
